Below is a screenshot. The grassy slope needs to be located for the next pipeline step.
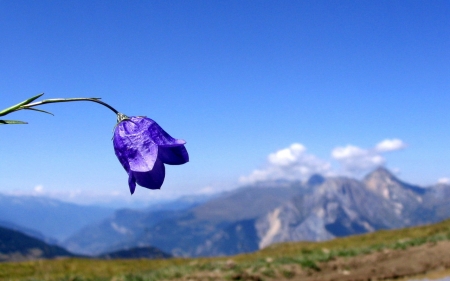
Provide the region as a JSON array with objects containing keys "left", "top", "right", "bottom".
[{"left": 2, "top": 218, "right": 450, "bottom": 281}]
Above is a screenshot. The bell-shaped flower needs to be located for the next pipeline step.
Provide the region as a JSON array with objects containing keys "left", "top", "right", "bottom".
[{"left": 113, "top": 116, "right": 189, "bottom": 194}]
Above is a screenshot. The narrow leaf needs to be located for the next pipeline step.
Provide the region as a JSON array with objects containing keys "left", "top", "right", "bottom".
[
  {"left": 23, "top": 107, "right": 54, "bottom": 116},
  {"left": 0, "top": 93, "right": 44, "bottom": 117},
  {"left": 0, "top": 119, "right": 28, "bottom": 125}
]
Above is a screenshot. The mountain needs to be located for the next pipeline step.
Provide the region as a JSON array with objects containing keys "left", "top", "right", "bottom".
[
  {"left": 256, "top": 167, "right": 447, "bottom": 248},
  {"left": 98, "top": 246, "right": 171, "bottom": 259},
  {"left": 63, "top": 168, "right": 450, "bottom": 258},
  {"left": 62, "top": 193, "right": 219, "bottom": 255},
  {"left": 0, "top": 219, "right": 57, "bottom": 245},
  {"left": 0, "top": 226, "right": 73, "bottom": 262},
  {"left": 62, "top": 208, "right": 182, "bottom": 255},
  {"left": 256, "top": 175, "right": 398, "bottom": 247},
  {"left": 144, "top": 193, "right": 220, "bottom": 212},
  {"left": 0, "top": 194, "right": 114, "bottom": 242},
  {"left": 63, "top": 182, "right": 309, "bottom": 256}
]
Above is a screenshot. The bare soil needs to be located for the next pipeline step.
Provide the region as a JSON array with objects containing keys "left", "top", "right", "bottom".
[
  {"left": 298, "top": 240, "right": 450, "bottom": 281},
  {"left": 176, "top": 240, "right": 450, "bottom": 281}
]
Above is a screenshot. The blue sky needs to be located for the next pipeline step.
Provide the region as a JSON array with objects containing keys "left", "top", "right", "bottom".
[{"left": 0, "top": 1, "right": 449, "bottom": 205}]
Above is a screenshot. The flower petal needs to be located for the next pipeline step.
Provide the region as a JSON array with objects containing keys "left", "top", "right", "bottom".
[
  {"left": 113, "top": 118, "right": 158, "bottom": 172},
  {"left": 158, "top": 146, "right": 189, "bottom": 165},
  {"left": 148, "top": 121, "right": 186, "bottom": 147},
  {"left": 113, "top": 132, "right": 131, "bottom": 173},
  {"left": 128, "top": 173, "right": 137, "bottom": 195},
  {"left": 132, "top": 159, "right": 166, "bottom": 190}
]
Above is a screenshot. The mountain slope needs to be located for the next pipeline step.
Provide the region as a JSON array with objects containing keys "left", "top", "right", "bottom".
[
  {"left": 63, "top": 208, "right": 180, "bottom": 255},
  {"left": 256, "top": 167, "right": 438, "bottom": 248},
  {"left": 0, "top": 219, "right": 57, "bottom": 245},
  {"left": 0, "top": 226, "right": 73, "bottom": 262},
  {"left": 0, "top": 194, "right": 114, "bottom": 242},
  {"left": 256, "top": 176, "right": 397, "bottom": 247},
  {"left": 63, "top": 183, "right": 309, "bottom": 256}
]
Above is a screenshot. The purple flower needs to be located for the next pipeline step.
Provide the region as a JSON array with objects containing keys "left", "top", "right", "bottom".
[{"left": 113, "top": 116, "right": 189, "bottom": 194}]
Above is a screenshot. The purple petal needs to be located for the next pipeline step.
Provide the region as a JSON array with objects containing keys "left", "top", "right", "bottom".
[
  {"left": 158, "top": 146, "right": 189, "bottom": 165},
  {"left": 113, "top": 135, "right": 131, "bottom": 173},
  {"left": 148, "top": 121, "right": 186, "bottom": 147},
  {"left": 132, "top": 159, "right": 165, "bottom": 190},
  {"left": 128, "top": 173, "right": 137, "bottom": 194},
  {"left": 113, "top": 118, "right": 158, "bottom": 172}
]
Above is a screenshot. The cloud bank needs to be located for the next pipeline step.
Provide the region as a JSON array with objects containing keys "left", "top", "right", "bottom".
[
  {"left": 6, "top": 185, "right": 181, "bottom": 207},
  {"left": 332, "top": 138, "right": 406, "bottom": 176},
  {"left": 437, "top": 178, "right": 450, "bottom": 185},
  {"left": 239, "top": 143, "right": 332, "bottom": 184},
  {"left": 240, "top": 139, "right": 407, "bottom": 184}
]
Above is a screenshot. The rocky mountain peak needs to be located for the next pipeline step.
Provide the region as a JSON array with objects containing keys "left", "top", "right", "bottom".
[
  {"left": 365, "top": 166, "right": 396, "bottom": 180},
  {"left": 363, "top": 167, "right": 398, "bottom": 199}
]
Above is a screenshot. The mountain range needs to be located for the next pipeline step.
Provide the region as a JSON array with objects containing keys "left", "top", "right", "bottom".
[
  {"left": 0, "top": 194, "right": 209, "bottom": 261},
  {"left": 62, "top": 167, "right": 450, "bottom": 258},
  {"left": 0, "top": 194, "right": 115, "bottom": 242},
  {"left": 0, "top": 226, "right": 172, "bottom": 262},
  {"left": 1, "top": 167, "right": 450, "bottom": 260}
]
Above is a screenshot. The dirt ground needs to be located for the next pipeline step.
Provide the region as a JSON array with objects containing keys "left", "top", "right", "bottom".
[
  {"left": 177, "top": 240, "right": 450, "bottom": 281},
  {"left": 297, "top": 240, "right": 450, "bottom": 281}
]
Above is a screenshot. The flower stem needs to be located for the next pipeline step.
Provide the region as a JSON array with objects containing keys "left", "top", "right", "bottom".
[{"left": 22, "top": 98, "right": 120, "bottom": 115}]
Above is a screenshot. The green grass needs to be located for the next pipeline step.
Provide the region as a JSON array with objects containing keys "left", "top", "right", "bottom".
[{"left": 3, "top": 219, "right": 450, "bottom": 281}]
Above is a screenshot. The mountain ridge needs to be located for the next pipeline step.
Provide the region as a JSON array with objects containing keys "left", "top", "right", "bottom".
[
  {"left": 63, "top": 167, "right": 450, "bottom": 257},
  {"left": 0, "top": 226, "right": 74, "bottom": 262},
  {"left": 0, "top": 194, "right": 114, "bottom": 242}
]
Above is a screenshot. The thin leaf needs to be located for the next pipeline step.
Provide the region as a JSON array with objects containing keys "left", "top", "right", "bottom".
[
  {"left": 22, "top": 107, "right": 54, "bottom": 116},
  {"left": 24, "top": 97, "right": 102, "bottom": 107},
  {"left": 0, "top": 93, "right": 44, "bottom": 117},
  {"left": 0, "top": 119, "right": 28, "bottom": 125}
]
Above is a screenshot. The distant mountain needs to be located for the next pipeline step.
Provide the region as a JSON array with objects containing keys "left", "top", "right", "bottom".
[
  {"left": 256, "top": 167, "right": 446, "bottom": 247},
  {"left": 62, "top": 208, "right": 182, "bottom": 255},
  {"left": 98, "top": 246, "right": 171, "bottom": 259},
  {"left": 0, "top": 226, "right": 73, "bottom": 262},
  {"left": 144, "top": 193, "right": 219, "bottom": 212},
  {"left": 63, "top": 182, "right": 310, "bottom": 256},
  {"left": 0, "top": 219, "right": 57, "bottom": 245},
  {"left": 0, "top": 194, "right": 114, "bottom": 242},
  {"left": 63, "top": 168, "right": 450, "bottom": 258}
]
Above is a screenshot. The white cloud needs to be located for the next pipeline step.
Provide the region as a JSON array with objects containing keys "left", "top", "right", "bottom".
[
  {"left": 375, "top": 139, "right": 407, "bottom": 152},
  {"left": 33, "top": 185, "right": 44, "bottom": 193},
  {"left": 268, "top": 143, "right": 306, "bottom": 166},
  {"left": 332, "top": 145, "right": 368, "bottom": 160},
  {"left": 240, "top": 139, "right": 407, "bottom": 185},
  {"left": 196, "top": 186, "right": 216, "bottom": 195},
  {"left": 332, "top": 145, "right": 384, "bottom": 175},
  {"left": 332, "top": 138, "right": 406, "bottom": 176},
  {"left": 437, "top": 178, "right": 450, "bottom": 185},
  {"left": 239, "top": 143, "right": 332, "bottom": 185}
]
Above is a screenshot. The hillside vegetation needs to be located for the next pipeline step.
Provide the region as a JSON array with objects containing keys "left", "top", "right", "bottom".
[{"left": 2, "top": 218, "right": 450, "bottom": 281}]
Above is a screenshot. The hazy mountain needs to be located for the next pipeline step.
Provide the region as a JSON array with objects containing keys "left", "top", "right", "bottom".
[
  {"left": 0, "top": 226, "right": 73, "bottom": 262},
  {"left": 0, "top": 219, "right": 57, "bottom": 245},
  {"left": 144, "top": 193, "right": 220, "bottom": 212},
  {"left": 63, "top": 208, "right": 182, "bottom": 255},
  {"left": 63, "top": 168, "right": 450, "bottom": 258},
  {"left": 63, "top": 182, "right": 309, "bottom": 256},
  {"left": 0, "top": 194, "right": 114, "bottom": 242}
]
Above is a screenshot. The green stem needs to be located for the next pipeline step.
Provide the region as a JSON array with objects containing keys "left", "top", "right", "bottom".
[{"left": 22, "top": 98, "right": 120, "bottom": 115}]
